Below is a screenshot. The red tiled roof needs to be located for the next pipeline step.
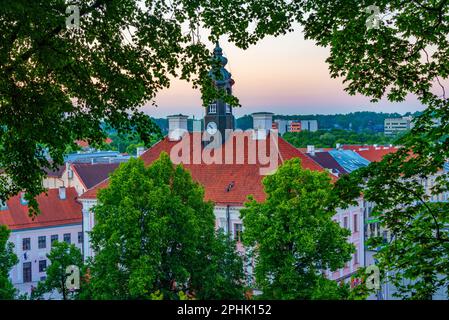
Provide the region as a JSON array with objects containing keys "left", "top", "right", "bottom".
[
  {"left": 0, "top": 188, "right": 82, "bottom": 230},
  {"left": 298, "top": 147, "right": 334, "bottom": 153},
  {"left": 76, "top": 138, "right": 113, "bottom": 148},
  {"left": 79, "top": 132, "right": 327, "bottom": 204},
  {"left": 343, "top": 145, "right": 399, "bottom": 162},
  {"left": 341, "top": 145, "right": 366, "bottom": 150}
]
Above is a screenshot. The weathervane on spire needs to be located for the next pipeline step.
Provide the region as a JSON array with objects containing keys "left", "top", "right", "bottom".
[{"left": 209, "top": 42, "right": 232, "bottom": 87}]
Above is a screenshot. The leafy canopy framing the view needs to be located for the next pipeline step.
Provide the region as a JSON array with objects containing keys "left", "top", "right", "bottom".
[{"left": 1, "top": 0, "right": 448, "bottom": 299}]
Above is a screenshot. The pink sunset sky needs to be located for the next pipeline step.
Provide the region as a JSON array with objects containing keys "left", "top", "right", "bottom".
[{"left": 142, "top": 26, "right": 425, "bottom": 119}]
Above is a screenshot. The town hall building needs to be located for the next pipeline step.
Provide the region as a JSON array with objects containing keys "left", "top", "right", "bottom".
[{"left": 78, "top": 44, "right": 366, "bottom": 285}]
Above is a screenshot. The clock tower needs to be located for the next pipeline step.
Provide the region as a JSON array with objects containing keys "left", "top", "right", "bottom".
[{"left": 203, "top": 43, "right": 235, "bottom": 146}]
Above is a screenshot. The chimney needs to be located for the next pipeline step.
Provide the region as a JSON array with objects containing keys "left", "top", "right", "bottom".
[
  {"left": 66, "top": 162, "right": 73, "bottom": 179},
  {"left": 59, "top": 186, "right": 66, "bottom": 200},
  {"left": 167, "top": 114, "right": 188, "bottom": 141},
  {"left": 136, "top": 146, "right": 145, "bottom": 157},
  {"left": 336, "top": 143, "right": 341, "bottom": 150},
  {"left": 251, "top": 112, "right": 274, "bottom": 140},
  {"left": 307, "top": 145, "right": 315, "bottom": 156}
]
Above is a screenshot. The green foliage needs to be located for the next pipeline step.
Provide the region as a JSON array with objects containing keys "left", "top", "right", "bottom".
[
  {"left": 87, "top": 154, "right": 244, "bottom": 299},
  {"left": 236, "top": 115, "right": 254, "bottom": 130},
  {"left": 0, "top": 225, "right": 18, "bottom": 299},
  {"left": 283, "top": 129, "right": 396, "bottom": 148},
  {"left": 2, "top": 0, "right": 285, "bottom": 214},
  {"left": 336, "top": 155, "right": 449, "bottom": 299},
  {"left": 106, "top": 131, "right": 160, "bottom": 155},
  {"left": 191, "top": 230, "right": 245, "bottom": 300},
  {"left": 31, "top": 241, "right": 83, "bottom": 300},
  {"left": 299, "top": 0, "right": 449, "bottom": 299},
  {"left": 241, "top": 158, "right": 354, "bottom": 299},
  {"left": 348, "top": 266, "right": 379, "bottom": 300}
]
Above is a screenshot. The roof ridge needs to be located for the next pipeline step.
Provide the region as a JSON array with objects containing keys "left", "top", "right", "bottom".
[
  {"left": 80, "top": 177, "right": 110, "bottom": 196},
  {"left": 279, "top": 136, "right": 326, "bottom": 170},
  {"left": 139, "top": 137, "right": 166, "bottom": 159}
]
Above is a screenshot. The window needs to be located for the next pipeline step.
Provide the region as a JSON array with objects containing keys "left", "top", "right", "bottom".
[
  {"left": 209, "top": 103, "right": 217, "bottom": 114},
  {"left": 38, "top": 236, "right": 46, "bottom": 249},
  {"left": 234, "top": 224, "right": 243, "bottom": 242},
  {"left": 354, "top": 250, "right": 359, "bottom": 265},
  {"left": 22, "top": 238, "right": 31, "bottom": 251},
  {"left": 343, "top": 216, "right": 349, "bottom": 229},
  {"left": 51, "top": 234, "right": 58, "bottom": 246},
  {"left": 226, "top": 103, "right": 231, "bottom": 114},
  {"left": 23, "top": 262, "right": 32, "bottom": 283},
  {"left": 39, "top": 260, "right": 47, "bottom": 273},
  {"left": 78, "top": 232, "right": 83, "bottom": 244},
  {"left": 63, "top": 233, "right": 71, "bottom": 244},
  {"left": 353, "top": 214, "right": 358, "bottom": 232},
  {"left": 382, "top": 230, "right": 389, "bottom": 243}
]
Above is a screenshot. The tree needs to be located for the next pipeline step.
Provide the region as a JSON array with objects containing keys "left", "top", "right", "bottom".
[
  {"left": 240, "top": 158, "right": 354, "bottom": 299},
  {"left": 293, "top": 0, "right": 449, "bottom": 299},
  {"left": 0, "top": 225, "right": 18, "bottom": 299},
  {"left": 283, "top": 129, "right": 396, "bottom": 148},
  {"left": 31, "top": 241, "right": 84, "bottom": 300},
  {"left": 335, "top": 158, "right": 449, "bottom": 299},
  {"left": 87, "top": 153, "right": 244, "bottom": 299},
  {"left": 190, "top": 230, "right": 246, "bottom": 300},
  {"left": 1, "top": 0, "right": 286, "bottom": 214}
]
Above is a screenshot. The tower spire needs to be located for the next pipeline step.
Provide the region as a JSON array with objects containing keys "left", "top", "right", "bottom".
[{"left": 203, "top": 43, "right": 235, "bottom": 146}]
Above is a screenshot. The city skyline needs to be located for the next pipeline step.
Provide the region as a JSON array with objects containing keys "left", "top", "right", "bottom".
[{"left": 143, "top": 25, "right": 424, "bottom": 119}]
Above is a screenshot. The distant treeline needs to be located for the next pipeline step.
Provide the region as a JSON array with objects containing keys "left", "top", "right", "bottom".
[
  {"left": 236, "top": 111, "right": 422, "bottom": 132},
  {"left": 98, "top": 111, "right": 417, "bottom": 153},
  {"left": 151, "top": 111, "right": 422, "bottom": 133},
  {"left": 283, "top": 129, "right": 398, "bottom": 149}
]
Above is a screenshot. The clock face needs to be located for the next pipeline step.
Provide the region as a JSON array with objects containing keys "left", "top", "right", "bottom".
[{"left": 206, "top": 121, "right": 218, "bottom": 135}]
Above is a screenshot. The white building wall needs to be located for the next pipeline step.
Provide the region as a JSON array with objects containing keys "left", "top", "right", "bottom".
[
  {"left": 8, "top": 224, "right": 82, "bottom": 296},
  {"left": 81, "top": 199, "right": 97, "bottom": 259},
  {"left": 42, "top": 163, "right": 87, "bottom": 196},
  {"left": 80, "top": 199, "right": 366, "bottom": 289}
]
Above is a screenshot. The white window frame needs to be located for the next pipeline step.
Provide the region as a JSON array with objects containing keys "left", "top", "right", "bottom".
[
  {"left": 343, "top": 216, "right": 349, "bottom": 229},
  {"left": 209, "top": 103, "right": 217, "bottom": 114},
  {"left": 353, "top": 214, "right": 358, "bottom": 232}
]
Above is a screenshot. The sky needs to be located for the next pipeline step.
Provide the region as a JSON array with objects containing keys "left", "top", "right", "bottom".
[{"left": 142, "top": 26, "right": 425, "bottom": 119}]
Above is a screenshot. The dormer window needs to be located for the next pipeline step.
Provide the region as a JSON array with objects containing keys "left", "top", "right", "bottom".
[
  {"left": 209, "top": 103, "right": 217, "bottom": 114},
  {"left": 226, "top": 103, "right": 231, "bottom": 114}
]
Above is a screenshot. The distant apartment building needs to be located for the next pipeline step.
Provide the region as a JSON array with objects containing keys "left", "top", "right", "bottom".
[
  {"left": 300, "top": 120, "right": 318, "bottom": 132},
  {"left": 273, "top": 119, "right": 318, "bottom": 135},
  {"left": 384, "top": 117, "right": 414, "bottom": 135},
  {"left": 289, "top": 121, "right": 302, "bottom": 132},
  {"left": 272, "top": 119, "right": 288, "bottom": 135}
]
